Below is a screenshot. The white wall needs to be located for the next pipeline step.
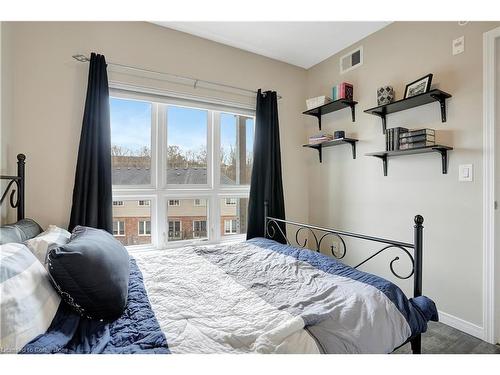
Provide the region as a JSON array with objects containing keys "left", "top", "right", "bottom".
[
  {"left": 1, "top": 22, "right": 308, "bottom": 229},
  {"left": 306, "top": 21, "right": 500, "bottom": 331}
]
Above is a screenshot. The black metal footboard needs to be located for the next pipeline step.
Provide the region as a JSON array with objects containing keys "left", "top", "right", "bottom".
[{"left": 263, "top": 201, "right": 424, "bottom": 354}]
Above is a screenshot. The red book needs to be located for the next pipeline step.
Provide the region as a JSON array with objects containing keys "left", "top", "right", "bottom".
[{"left": 340, "top": 82, "right": 354, "bottom": 100}]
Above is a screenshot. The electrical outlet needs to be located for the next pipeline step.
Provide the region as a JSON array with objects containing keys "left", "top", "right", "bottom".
[{"left": 453, "top": 36, "right": 465, "bottom": 55}]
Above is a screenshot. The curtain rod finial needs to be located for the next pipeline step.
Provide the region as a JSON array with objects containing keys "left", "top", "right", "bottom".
[{"left": 72, "top": 54, "right": 90, "bottom": 62}]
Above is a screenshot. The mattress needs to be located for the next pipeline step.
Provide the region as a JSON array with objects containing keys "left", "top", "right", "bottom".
[{"left": 22, "top": 238, "right": 437, "bottom": 354}]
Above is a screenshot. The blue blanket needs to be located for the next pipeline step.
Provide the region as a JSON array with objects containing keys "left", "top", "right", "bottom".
[{"left": 21, "top": 259, "right": 169, "bottom": 354}]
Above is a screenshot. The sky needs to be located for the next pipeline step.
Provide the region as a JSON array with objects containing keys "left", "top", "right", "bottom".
[{"left": 110, "top": 97, "right": 254, "bottom": 159}]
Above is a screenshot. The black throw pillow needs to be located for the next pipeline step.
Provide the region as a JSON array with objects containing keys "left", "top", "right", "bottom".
[{"left": 47, "top": 226, "right": 130, "bottom": 320}]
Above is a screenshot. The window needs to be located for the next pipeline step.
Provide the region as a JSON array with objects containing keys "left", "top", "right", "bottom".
[
  {"left": 110, "top": 98, "right": 152, "bottom": 186},
  {"left": 112, "top": 199, "right": 152, "bottom": 247},
  {"left": 224, "top": 219, "right": 238, "bottom": 235},
  {"left": 225, "top": 198, "right": 237, "bottom": 206},
  {"left": 113, "top": 200, "right": 124, "bottom": 206},
  {"left": 138, "top": 220, "right": 151, "bottom": 236},
  {"left": 113, "top": 221, "right": 125, "bottom": 236},
  {"left": 194, "top": 198, "right": 206, "bottom": 206},
  {"left": 193, "top": 220, "right": 207, "bottom": 238},
  {"left": 110, "top": 93, "right": 255, "bottom": 248},
  {"left": 220, "top": 198, "right": 248, "bottom": 237},
  {"left": 168, "top": 221, "right": 182, "bottom": 240},
  {"left": 220, "top": 113, "right": 254, "bottom": 185},
  {"left": 167, "top": 106, "right": 208, "bottom": 185}
]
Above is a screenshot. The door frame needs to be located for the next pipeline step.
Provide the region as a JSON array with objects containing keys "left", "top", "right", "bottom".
[{"left": 483, "top": 26, "right": 500, "bottom": 345}]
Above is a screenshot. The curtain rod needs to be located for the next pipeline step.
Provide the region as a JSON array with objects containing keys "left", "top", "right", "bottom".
[{"left": 72, "top": 54, "right": 282, "bottom": 100}]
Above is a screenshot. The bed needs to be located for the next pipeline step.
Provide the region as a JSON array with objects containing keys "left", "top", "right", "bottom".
[{"left": 0, "top": 154, "right": 438, "bottom": 354}]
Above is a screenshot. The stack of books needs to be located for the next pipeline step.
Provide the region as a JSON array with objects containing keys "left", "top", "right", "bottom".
[
  {"left": 308, "top": 132, "right": 334, "bottom": 145},
  {"left": 332, "top": 82, "right": 354, "bottom": 101},
  {"left": 399, "top": 129, "right": 435, "bottom": 150},
  {"left": 385, "top": 127, "right": 409, "bottom": 151}
]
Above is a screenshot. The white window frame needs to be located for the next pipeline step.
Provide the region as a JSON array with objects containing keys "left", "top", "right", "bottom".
[
  {"left": 194, "top": 198, "right": 206, "bottom": 207},
  {"left": 113, "top": 200, "right": 124, "bottom": 206},
  {"left": 138, "top": 200, "right": 150, "bottom": 207},
  {"left": 224, "top": 219, "right": 238, "bottom": 235},
  {"left": 110, "top": 87, "right": 255, "bottom": 250},
  {"left": 168, "top": 199, "right": 180, "bottom": 206},
  {"left": 113, "top": 220, "right": 125, "bottom": 237},
  {"left": 138, "top": 220, "right": 151, "bottom": 236},
  {"left": 225, "top": 198, "right": 237, "bottom": 206}
]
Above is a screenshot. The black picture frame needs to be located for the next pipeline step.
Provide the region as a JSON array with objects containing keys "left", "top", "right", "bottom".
[{"left": 404, "top": 74, "right": 433, "bottom": 99}]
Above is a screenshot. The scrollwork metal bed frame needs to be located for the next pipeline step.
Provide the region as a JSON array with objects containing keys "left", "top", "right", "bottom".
[
  {"left": 1, "top": 155, "right": 424, "bottom": 354},
  {"left": 264, "top": 201, "right": 424, "bottom": 354},
  {"left": 0, "top": 154, "right": 25, "bottom": 222}
]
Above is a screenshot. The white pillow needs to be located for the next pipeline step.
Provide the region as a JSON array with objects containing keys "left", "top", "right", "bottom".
[
  {"left": 25, "top": 225, "right": 71, "bottom": 265},
  {"left": 0, "top": 243, "right": 61, "bottom": 353}
]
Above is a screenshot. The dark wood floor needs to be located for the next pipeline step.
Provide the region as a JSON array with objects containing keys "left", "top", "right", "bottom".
[{"left": 394, "top": 321, "right": 500, "bottom": 354}]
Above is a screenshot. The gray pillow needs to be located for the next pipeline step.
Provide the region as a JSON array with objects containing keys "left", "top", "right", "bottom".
[
  {"left": 0, "top": 219, "right": 43, "bottom": 245},
  {"left": 47, "top": 226, "right": 130, "bottom": 320}
]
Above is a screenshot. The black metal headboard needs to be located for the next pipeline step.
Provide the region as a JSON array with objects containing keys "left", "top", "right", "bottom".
[{"left": 1, "top": 154, "right": 26, "bottom": 221}]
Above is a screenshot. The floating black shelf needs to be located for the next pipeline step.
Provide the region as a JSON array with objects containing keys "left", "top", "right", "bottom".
[
  {"left": 303, "top": 99, "right": 357, "bottom": 130},
  {"left": 303, "top": 138, "right": 358, "bottom": 163},
  {"left": 364, "top": 89, "right": 452, "bottom": 134},
  {"left": 366, "top": 145, "right": 453, "bottom": 176}
]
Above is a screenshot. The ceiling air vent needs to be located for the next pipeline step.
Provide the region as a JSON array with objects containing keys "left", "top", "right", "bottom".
[{"left": 340, "top": 46, "right": 363, "bottom": 74}]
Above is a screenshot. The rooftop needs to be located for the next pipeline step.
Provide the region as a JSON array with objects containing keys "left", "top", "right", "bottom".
[{"left": 112, "top": 167, "right": 235, "bottom": 185}]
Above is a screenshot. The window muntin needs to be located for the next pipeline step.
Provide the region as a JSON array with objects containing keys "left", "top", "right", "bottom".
[
  {"left": 138, "top": 200, "right": 150, "bottom": 206},
  {"left": 138, "top": 220, "right": 151, "bottom": 236},
  {"left": 112, "top": 199, "right": 151, "bottom": 247},
  {"left": 113, "top": 200, "right": 124, "bottom": 206},
  {"left": 110, "top": 93, "right": 254, "bottom": 249},
  {"left": 110, "top": 98, "right": 152, "bottom": 186}
]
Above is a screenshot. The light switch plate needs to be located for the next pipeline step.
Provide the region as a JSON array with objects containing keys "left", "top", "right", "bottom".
[
  {"left": 459, "top": 164, "right": 473, "bottom": 182},
  {"left": 453, "top": 36, "right": 465, "bottom": 55}
]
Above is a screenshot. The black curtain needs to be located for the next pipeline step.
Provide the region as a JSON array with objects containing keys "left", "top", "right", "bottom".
[
  {"left": 247, "top": 90, "right": 286, "bottom": 243},
  {"left": 69, "top": 53, "right": 112, "bottom": 233}
]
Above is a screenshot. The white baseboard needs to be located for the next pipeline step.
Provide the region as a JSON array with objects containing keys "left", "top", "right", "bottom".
[{"left": 438, "top": 310, "right": 484, "bottom": 340}]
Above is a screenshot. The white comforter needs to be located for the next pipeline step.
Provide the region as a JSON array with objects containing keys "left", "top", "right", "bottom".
[{"left": 135, "top": 247, "right": 320, "bottom": 353}]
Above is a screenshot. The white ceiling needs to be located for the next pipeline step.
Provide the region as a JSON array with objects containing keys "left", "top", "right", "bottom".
[{"left": 152, "top": 22, "right": 391, "bottom": 69}]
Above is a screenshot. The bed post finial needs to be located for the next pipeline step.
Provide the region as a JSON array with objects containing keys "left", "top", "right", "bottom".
[
  {"left": 413, "top": 215, "right": 423, "bottom": 298},
  {"left": 17, "top": 153, "right": 26, "bottom": 221}
]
